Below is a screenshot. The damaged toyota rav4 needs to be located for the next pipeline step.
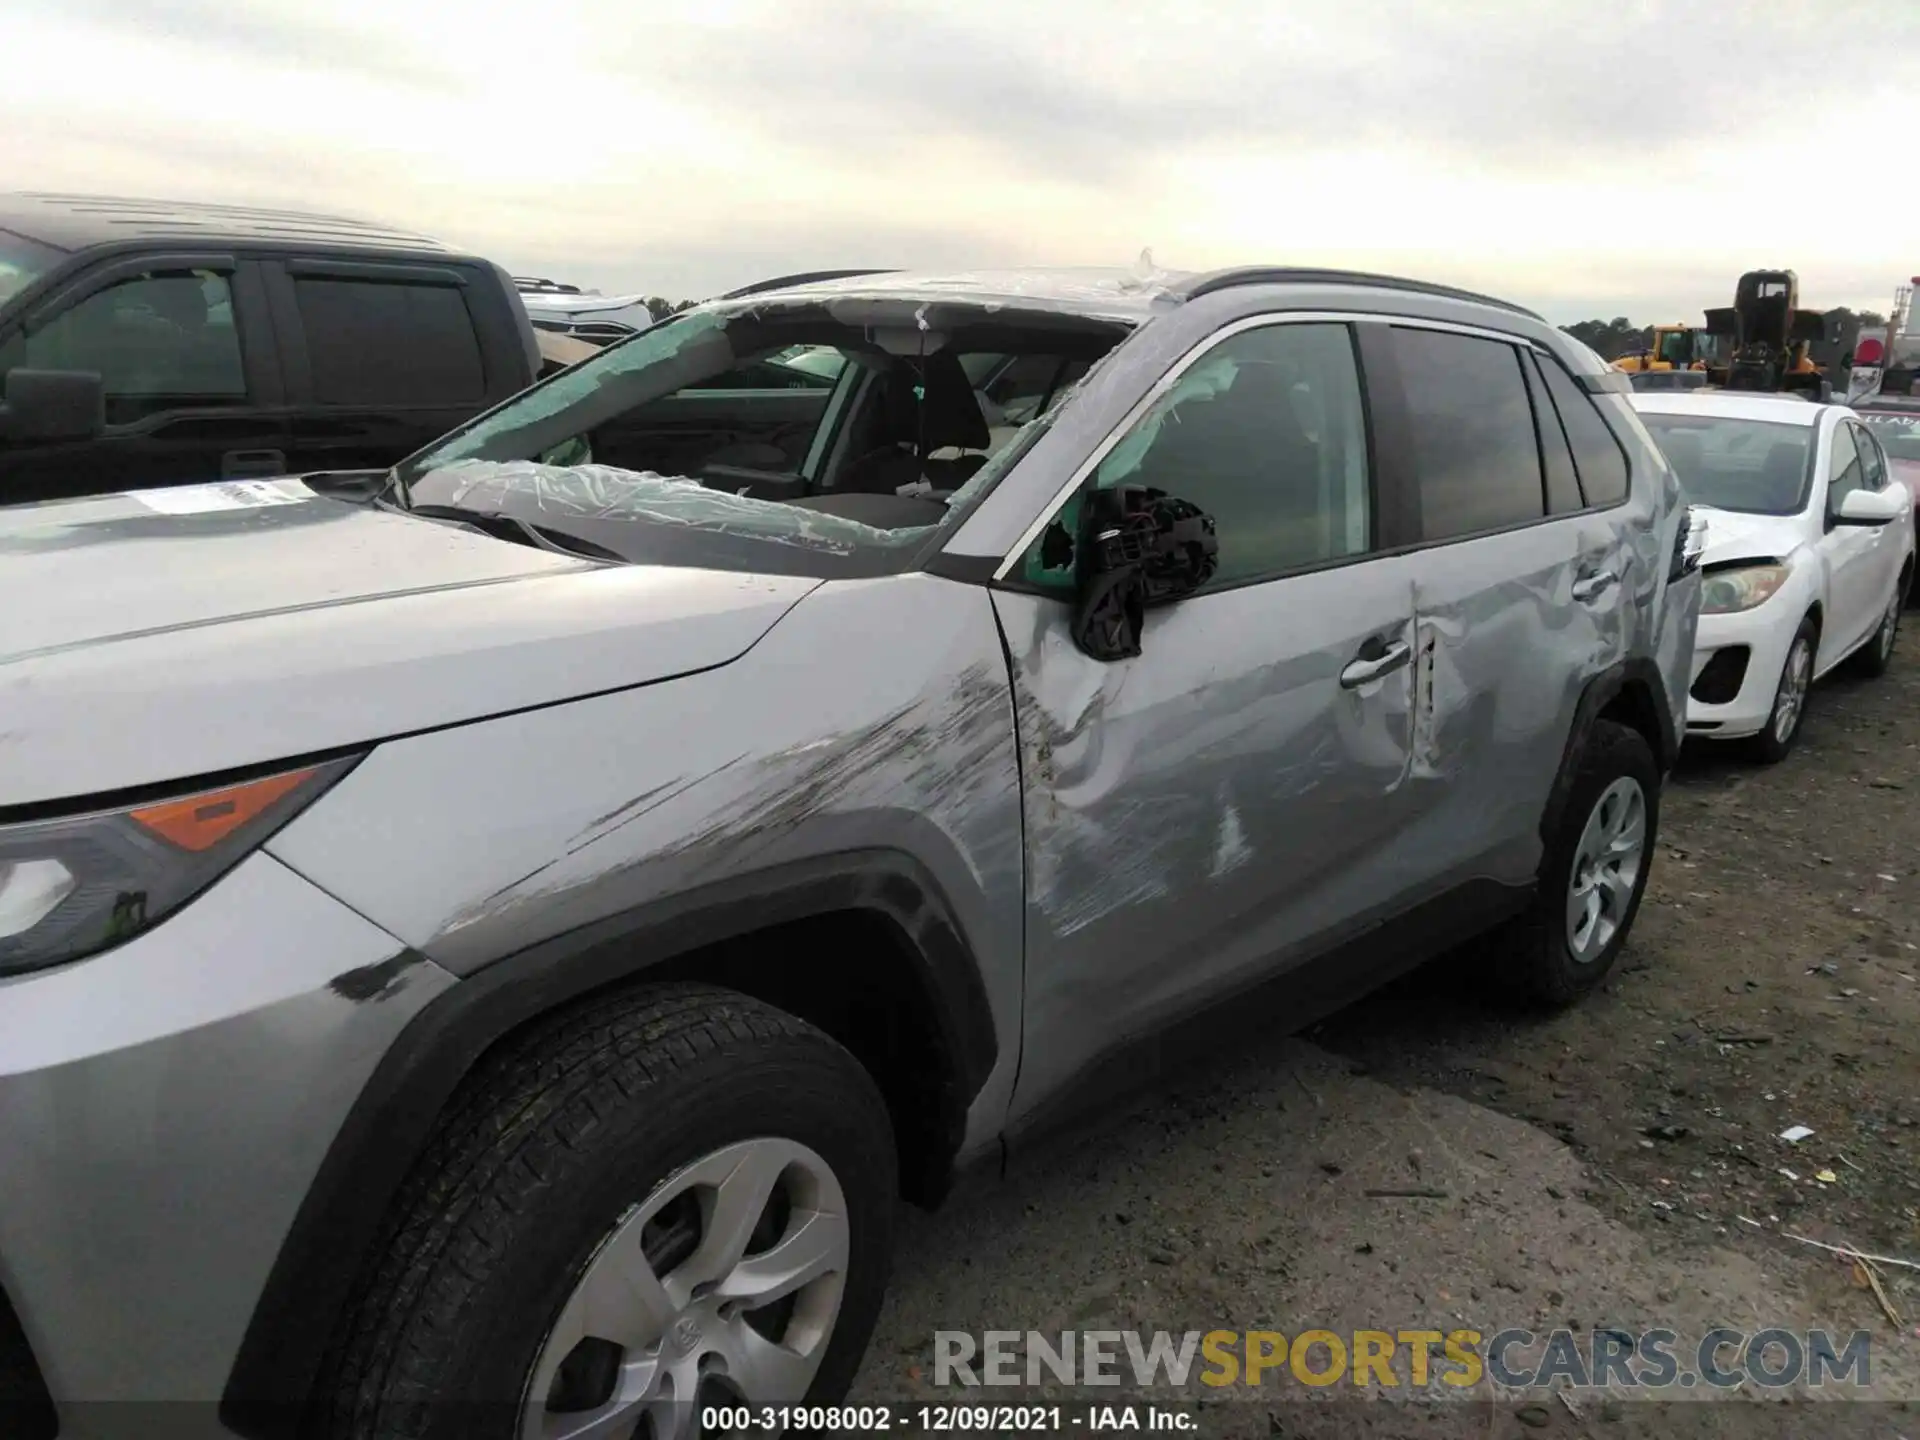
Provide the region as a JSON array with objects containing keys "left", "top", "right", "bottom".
[{"left": 0, "top": 267, "right": 1703, "bottom": 1439}]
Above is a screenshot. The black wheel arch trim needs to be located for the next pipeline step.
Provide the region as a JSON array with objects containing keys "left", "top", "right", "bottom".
[
  {"left": 219, "top": 847, "right": 999, "bottom": 1439},
  {"left": 1540, "top": 657, "right": 1677, "bottom": 848}
]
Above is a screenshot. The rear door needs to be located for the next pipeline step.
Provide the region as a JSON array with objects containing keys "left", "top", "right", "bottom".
[
  {"left": 266, "top": 259, "right": 509, "bottom": 474},
  {"left": 0, "top": 255, "right": 287, "bottom": 501},
  {"left": 1380, "top": 322, "right": 1635, "bottom": 894}
]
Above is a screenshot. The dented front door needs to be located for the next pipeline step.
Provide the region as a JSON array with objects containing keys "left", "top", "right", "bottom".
[
  {"left": 992, "top": 563, "right": 1418, "bottom": 1123},
  {"left": 987, "top": 316, "right": 1431, "bottom": 1126}
]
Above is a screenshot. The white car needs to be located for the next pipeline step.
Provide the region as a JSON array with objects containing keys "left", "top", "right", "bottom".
[{"left": 1631, "top": 391, "right": 1915, "bottom": 761}]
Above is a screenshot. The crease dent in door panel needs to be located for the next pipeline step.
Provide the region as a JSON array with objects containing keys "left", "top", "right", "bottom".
[{"left": 1001, "top": 587, "right": 1416, "bottom": 946}]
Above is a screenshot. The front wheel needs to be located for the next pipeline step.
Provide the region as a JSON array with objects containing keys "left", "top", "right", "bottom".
[
  {"left": 318, "top": 984, "right": 899, "bottom": 1440},
  {"left": 1746, "top": 617, "right": 1818, "bottom": 763},
  {"left": 1851, "top": 583, "right": 1903, "bottom": 679},
  {"left": 1496, "top": 719, "right": 1660, "bottom": 1007}
]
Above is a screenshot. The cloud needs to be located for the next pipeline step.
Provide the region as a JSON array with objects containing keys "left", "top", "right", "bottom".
[{"left": 2, "top": 0, "right": 1918, "bottom": 317}]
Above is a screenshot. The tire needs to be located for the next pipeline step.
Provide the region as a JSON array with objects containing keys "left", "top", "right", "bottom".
[
  {"left": 1497, "top": 720, "right": 1660, "bottom": 1007},
  {"left": 1745, "top": 617, "right": 1818, "bottom": 763},
  {"left": 316, "top": 984, "right": 898, "bottom": 1440},
  {"left": 1852, "top": 580, "right": 1903, "bottom": 678}
]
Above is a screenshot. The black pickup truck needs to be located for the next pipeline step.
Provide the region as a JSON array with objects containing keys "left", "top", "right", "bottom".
[{"left": 0, "top": 193, "right": 545, "bottom": 503}]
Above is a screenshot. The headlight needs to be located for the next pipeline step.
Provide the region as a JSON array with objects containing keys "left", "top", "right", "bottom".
[
  {"left": 1700, "top": 564, "right": 1791, "bottom": 615},
  {"left": 0, "top": 757, "right": 357, "bottom": 977}
]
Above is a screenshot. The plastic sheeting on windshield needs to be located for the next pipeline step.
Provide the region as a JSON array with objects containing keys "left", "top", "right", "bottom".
[{"left": 425, "top": 460, "right": 939, "bottom": 556}]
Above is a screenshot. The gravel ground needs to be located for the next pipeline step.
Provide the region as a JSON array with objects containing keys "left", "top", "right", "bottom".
[{"left": 849, "top": 627, "right": 1920, "bottom": 1437}]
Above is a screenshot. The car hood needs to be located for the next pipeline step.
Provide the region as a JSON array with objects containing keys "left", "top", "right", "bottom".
[
  {"left": 0, "top": 481, "right": 820, "bottom": 807},
  {"left": 1692, "top": 505, "right": 1807, "bottom": 568}
]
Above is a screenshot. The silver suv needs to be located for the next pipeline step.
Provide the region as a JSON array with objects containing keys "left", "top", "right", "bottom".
[{"left": 0, "top": 267, "right": 1703, "bottom": 1439}]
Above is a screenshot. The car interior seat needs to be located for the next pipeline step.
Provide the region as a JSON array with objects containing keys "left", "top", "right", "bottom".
[{"left": 836, "top": 351, "right": 992, "bottom": 495}]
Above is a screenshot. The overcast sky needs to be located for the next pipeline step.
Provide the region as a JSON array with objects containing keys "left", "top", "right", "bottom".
[{"left": 5, "top": 0, "right": 1918, "bottom": 323}]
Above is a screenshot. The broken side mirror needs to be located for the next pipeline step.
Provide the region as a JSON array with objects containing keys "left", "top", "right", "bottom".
[
  {"left": 0, "top": 368, "right": 105, "bottom": 443},
  {"left": 1069, "top": 484, "right": 1219, "bottom": 661}
]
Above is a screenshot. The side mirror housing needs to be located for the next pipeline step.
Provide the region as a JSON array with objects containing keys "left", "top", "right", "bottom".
[
  {"left": 0, "top": 368, "right": 105, "bottom": 442},
  {"left": 1833, "top": 487, "right": 1907, "bottom": 527},
  {"left": 1070, "top": 484, "right": 1219, "bottom": 661}
]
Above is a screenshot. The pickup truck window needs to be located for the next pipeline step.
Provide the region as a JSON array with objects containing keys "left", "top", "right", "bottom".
[
  {"left": 0, "top": 270, "right": 246, "bottom": 424},
  {"left": 293, "top": 277, "right": 486, "bottom": 406},
  {"left": 0, "top": 233, "right": 60, "bottom": 307}
]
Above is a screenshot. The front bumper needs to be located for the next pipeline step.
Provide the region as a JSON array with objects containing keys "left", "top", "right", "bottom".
[
  {"left": 1685, "top": 604, "right": 1798, "bottom": 740},
  {"left": 0, "top": 852, "right": 455, "bottom": 1425}
]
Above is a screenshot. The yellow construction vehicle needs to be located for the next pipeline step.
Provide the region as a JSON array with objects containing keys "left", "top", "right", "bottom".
[{"left": 1614, "top": 324, "right": 1708, "bottom": 373}]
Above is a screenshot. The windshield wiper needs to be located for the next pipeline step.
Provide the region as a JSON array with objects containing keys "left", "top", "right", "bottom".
[{"left": 399, "top": 501, "right": 628, "bottom": 563}]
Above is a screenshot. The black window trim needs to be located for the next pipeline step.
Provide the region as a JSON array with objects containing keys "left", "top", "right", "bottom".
[{"left": 985, "top": 309, "right": 1394, "bottom": 601}]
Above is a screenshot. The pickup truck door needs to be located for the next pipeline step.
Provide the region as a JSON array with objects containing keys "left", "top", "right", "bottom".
[
  {"left": 265, "top": 258, "right": 527, "bottom": 476},
  {"left": 0, "top": 255, "right": 288, "bottom": 502}
]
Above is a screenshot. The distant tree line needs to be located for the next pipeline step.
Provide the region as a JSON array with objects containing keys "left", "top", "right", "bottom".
[
  {"left": 642, "top": 297, "right": 700, "bottom": 322},
  {"left": 1562, "top": 309, "right": 1889, "bottom": 368}
]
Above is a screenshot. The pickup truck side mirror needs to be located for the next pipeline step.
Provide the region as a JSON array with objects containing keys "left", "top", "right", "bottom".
[
  {"left": 1070, "top": 483, "right": 1219, "bottom": 661},
  {"left": 1833, "top": 487, "right": 1907, "bottom": 527},
  {"left": 0, "top": 368, "right": 105, "bottom": 442}
]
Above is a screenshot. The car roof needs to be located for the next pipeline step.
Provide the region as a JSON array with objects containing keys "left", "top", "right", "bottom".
[
  {"left": 0, "top": 192, "right": 452, "bottom": 256},
  {"left": 1629, "top": 390, "right": 1831, "bottom": 427},
  {"left": 711, "top": 264, "right": 1547, "bottom": 329}
]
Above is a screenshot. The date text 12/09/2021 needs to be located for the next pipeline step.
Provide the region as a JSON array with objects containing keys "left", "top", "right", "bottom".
[{"left": 700, "top": 1405, "right": 1197, "bottom": 1431}]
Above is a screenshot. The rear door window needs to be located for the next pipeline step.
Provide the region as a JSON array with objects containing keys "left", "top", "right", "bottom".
[
  {"left": 1390, "top": 327, "right": 1544, "bottom": 541},
  {"left": 1533, "top": 354, "right": 1631, "bottom": 506},
  {"left": 1521, "top": 351, "right": 1584, "bottom": 514},
  {"left": 292, "top": 277, "right": 486, "bottom": 406},
  {"left": 0, "top": 269, "right": 246, "bottom": 425}
]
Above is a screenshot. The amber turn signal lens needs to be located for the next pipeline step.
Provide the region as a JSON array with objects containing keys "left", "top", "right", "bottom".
[{"left": 130, "top": 768, "right": 318, "bottom": 852}]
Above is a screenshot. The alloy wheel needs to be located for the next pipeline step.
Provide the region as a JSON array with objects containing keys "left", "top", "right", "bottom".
[
  {"left": 521, "top": 1137, "right": 850, "bottom": 1440},
  {"left": 1565, "top": 776, "right": 1648, "bottom": 964},
  {"left": 1772, "top": 637, "right": 1813, "bottom": 746}
]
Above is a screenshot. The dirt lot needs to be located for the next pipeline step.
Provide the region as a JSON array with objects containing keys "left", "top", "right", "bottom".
[{"left": 850, "top": 630, "right": 1920, "bottom": 1437}]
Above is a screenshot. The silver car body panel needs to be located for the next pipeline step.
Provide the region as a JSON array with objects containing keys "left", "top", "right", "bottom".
[
  {"left": 0, "top": 852, "right": 455, "bottom": 1405},
  {"left": 0, "top": 490, "right": 821, "bottom": 806},
  {"left": 267, "top": 572, "right": 1027, "bottom": 1155}
]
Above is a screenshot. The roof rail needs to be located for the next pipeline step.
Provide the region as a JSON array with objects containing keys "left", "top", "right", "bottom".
[
  {"left": 1179, "top": 267, "right": 1544, "bottom": 322},
  {"left": 719, "top": 268, "right": 900, "bottom": 300},
  {"left": 514, "top": 277, "right": 585, "bottom": 294}
]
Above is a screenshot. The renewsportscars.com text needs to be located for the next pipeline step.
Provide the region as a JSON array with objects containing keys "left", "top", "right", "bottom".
[{"left": 933, "top": 1327, "right": 1873, "bottom": 1391}]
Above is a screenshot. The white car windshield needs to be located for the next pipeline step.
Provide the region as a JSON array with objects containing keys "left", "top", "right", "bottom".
[{"left": 1640, "top": 414, "right": 1814, "bottom": 516}]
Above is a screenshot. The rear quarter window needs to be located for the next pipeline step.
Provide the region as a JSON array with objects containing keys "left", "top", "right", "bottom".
[{"left": 294, "top": 277, "right": 486, "bottom": 406}]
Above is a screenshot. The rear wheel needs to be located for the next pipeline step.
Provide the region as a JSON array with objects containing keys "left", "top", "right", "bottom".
[
  {"left": 1496, "top": 719, "right": 1659, "bottom": 1007},
  {"left": 319, "top": 985, "right": 898, "bottom": 1440},
  {"left": 1852, "top": 581, "right": 1903, "bottom": 678},
  {"left": 1746, "top": 618, "right": 1817, "bottom": 763}
]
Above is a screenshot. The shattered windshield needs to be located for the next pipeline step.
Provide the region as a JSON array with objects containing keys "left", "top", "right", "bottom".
[{"left": 392, "top": 296, "right": 1129, "bottom": 578}]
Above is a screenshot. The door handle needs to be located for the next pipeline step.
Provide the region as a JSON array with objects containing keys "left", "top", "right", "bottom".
[
  {"left": 222, "top": 449, "right": 287, "bottom": 479},
  {"left": 1339, "top": 640, "right": 1413, "bottom": 688},
  {"left": 1572, "top": 569, "right": 1618, "bottom": 602}
]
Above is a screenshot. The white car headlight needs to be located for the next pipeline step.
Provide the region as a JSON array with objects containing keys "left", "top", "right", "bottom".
[{"left": 1701, "top": 563, "right": 1791, "bottom": 615}]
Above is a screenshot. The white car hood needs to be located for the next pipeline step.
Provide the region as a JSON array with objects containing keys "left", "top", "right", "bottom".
[{"left": 1694, "top": 506, "right": 1805, "bottom": 568}]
